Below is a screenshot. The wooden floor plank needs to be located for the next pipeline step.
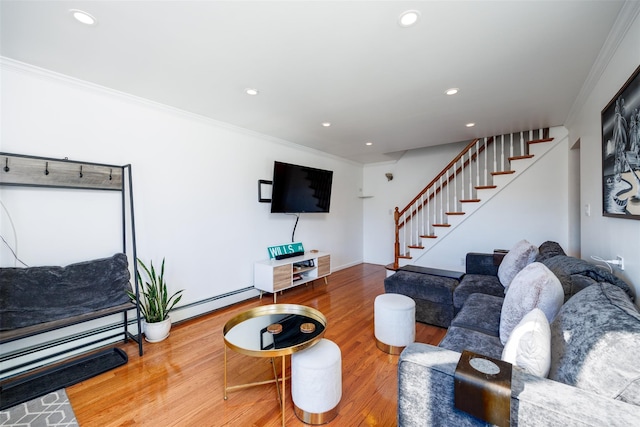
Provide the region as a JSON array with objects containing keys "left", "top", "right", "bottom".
[{"left": 67, "top": 263, "right": 446, "bottom": 426}]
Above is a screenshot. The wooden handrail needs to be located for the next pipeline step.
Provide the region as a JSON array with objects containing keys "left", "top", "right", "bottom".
[
  {"left": 397, "top": 138, "right": 481, "bottom": 217},
  {"left": 395, "top": 139, "right": 493, "bottom": 229}
]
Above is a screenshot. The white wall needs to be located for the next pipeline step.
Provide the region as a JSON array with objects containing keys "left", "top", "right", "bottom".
[
  {"left": 0, "top": 59, "right": 364, "bottom": 311},
  {"left": 567, "top": 7, "right": 640, "bottom": 300}
]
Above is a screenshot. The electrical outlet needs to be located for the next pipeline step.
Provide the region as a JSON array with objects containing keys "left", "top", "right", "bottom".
[{"left": 616, "top": 255, "right": 624, "bottom": 271}]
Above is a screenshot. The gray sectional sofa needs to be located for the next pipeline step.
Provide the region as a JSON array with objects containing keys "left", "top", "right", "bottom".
[{"left": 396, "top": 242, "right": 640, "bottom": 426}]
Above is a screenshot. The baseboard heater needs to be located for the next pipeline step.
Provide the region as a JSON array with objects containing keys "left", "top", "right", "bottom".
[{"left": 0, "top": 347, "right": 128, "bottom": 410}]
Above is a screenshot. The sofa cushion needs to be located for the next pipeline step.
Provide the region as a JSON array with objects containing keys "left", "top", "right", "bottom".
[
  {"left": 453, "top": 274, "right": 503, "bottom": 313},
  {"left": 450, "top": 293, "right": 503, "bottom": 337},
  {"left": 502, "top": 308, "right": 551, "bottom": 377},
  {"left": 549, "top": 283, "right": 640, "bottom": 406},
  {"left": 0, "top": 253, "right": 132, "bottom": 330},
  {"left": 497, "top": 239, "right": 539, "bottom": 290},
  {"left": 438, "top": 326, "right": 504, "bottom": 360},
  {"left": 500, "top": 262, "right": 563, "bottom": 344}
]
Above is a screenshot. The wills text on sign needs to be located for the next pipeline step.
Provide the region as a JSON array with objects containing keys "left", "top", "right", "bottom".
[{"left": 268, "top": 242, "right": 305, "bottom": 259}]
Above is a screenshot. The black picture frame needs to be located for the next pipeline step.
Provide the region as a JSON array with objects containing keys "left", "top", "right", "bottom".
[{"left": 601, "top": 64, "right": 640, "bottom": 220}]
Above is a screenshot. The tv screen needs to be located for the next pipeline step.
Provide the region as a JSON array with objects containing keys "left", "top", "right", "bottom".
[{"left": 270, "top": 161, "right": 333, "bottom": 213}]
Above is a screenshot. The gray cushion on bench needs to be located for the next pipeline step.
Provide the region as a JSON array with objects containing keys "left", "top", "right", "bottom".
[{"left": 0, "top": 253, "right": 132, "bottom": 330}]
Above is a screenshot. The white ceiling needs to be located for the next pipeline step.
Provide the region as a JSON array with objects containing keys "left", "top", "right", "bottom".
[{"left": 0, "top": 1, "right": 626, "bottom": 163}]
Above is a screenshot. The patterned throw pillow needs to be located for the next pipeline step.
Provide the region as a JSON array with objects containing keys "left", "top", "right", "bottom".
[
  {"left": 499, "top": 262, "right": 563, "bottom": 345},
  {"left": 497, "top": 239, "right": 539, "bottom": 290}
]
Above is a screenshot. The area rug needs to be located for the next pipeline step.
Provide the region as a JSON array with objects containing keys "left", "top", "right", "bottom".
[{"left": 0, "top": 389, "right": 78, "bottom": 427}]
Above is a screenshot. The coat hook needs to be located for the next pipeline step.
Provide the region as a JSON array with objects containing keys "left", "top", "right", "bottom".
[
  {"left": 45, "top": 162, "right": 50, "bottom": 176},
  {"left": 79, "top": 165, "right": 83, "bottom": 178},
  {"left": 3, "top": 158, "right": 9, "bottom": 172}
]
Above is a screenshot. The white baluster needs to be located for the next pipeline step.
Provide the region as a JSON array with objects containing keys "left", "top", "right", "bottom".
[
  {"left": 445, "top": 169, "right": 449, "bottom": 213},
  {"left": 493, "top": 135, "right": 497, "bottom": 173},
  {"left": 500, "top": 134, "right": 505, "bottom": 172},
  {"left": 475, "top": 140, "right": 480, "bottom": 188},
  {"left": 484, "top": 137, "right": 488, "bottom": 185},
  {"left": 510, "top": 133, "right": 514, "bottom": 159},
  {"left": 461, "top": 151, "right": 465, "bottom": 200},
  {"left": 453, "top": 160, "right": 458, "bottom": 206}
]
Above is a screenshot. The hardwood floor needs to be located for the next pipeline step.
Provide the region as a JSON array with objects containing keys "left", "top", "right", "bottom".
[{"left": 67, "top": 263, "right": 446, "bottom": 426}]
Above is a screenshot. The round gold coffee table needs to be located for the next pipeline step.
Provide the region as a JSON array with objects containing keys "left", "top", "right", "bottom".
[{"left": 223, "top": 304, "right": 327, "bottom": 426}]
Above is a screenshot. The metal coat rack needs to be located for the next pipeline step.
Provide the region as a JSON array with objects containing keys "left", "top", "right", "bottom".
[{"left": 0, "top": 152, "right": 144, "bottom": 362}]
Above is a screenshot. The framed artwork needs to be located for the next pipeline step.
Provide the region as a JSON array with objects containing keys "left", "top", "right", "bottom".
[{"left": 601, "top": 64, "right": 640, "bottom": 219}]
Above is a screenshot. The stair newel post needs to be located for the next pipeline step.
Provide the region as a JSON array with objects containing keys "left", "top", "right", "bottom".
[{"left": 394, "top": 207, "right": 400, "bottom": 269}]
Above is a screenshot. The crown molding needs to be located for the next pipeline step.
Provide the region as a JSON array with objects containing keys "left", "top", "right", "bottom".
[
  {"left": 0, "top": 57, "right": 363, "bottom": 167},
  {"left": 565, "top": 1, "right": 640, "bottom": 129}
]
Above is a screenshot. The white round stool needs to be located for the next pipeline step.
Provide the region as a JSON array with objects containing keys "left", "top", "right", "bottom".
[
  {"left": 374, "top": 293, "right": 416, "bottom": 354},
  {"left": 291, "top": 338, "right": 342, "bottom": 424}
]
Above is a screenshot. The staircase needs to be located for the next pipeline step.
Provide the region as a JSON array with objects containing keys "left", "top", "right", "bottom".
[{"left": 391, "top": 127, "right": 561, "bottom": 270}]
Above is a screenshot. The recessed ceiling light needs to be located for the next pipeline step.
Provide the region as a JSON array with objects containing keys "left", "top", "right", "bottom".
[
  {"left": 445, "top": 88, "right": 459, "bottom": 96},
  {"left": 466, "top": 123, "right": 476, "bottom": 127},
  {"left": 70, "top": 9, "right": 97, "bottom": 26},
  {"left": 365, "top": 142, "right": 373, "bottom": 146},
  {"left": 245, "top": 88, "right": 259, "bottom": 96},
  {"left": 322, "top": 122, "right": 331, "bottom": 127},
  {"left": 399, "top": 10, "right": 420, "bottom": 27}
]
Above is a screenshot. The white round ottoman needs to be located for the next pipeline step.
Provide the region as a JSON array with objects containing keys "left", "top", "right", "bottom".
[
  {"left": 291, "top": 338, "right": 342, "bottom": 424},
  {"left": 374, "top": 293, "right": 416, "bottom": 354}
]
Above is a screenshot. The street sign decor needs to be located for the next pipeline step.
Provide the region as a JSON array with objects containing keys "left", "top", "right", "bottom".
[{"left": 268, "top": 242, "right": 305, "bottom": 259}]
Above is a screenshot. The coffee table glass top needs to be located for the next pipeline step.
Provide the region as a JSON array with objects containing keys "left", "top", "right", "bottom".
[{"left": 223, "top": 304, "right": 326, "bottom": 357}]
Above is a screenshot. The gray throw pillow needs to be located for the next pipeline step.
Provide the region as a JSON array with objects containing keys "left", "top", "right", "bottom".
[
  {"left": 549, "top": 283, "right": 640, "bottom": 406},
  {"left": 497, "top": 239, "right": 539, "bottom": 290},
  {"left": 499, "top": 262, "right": 563, "bottom": 344}
]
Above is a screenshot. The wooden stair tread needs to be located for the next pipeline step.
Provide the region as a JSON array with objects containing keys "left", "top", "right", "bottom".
[
  {"left": 491, "top": 170, "right": 516, "bottom": 176},
  {"left": 419, "top": 235, "right": 437, "bottom": 239},
  {"left": 460, "top": 199, "right": 481, "bottom": 203},
  {"left": 407, "top": 245, "right": 424, "bottom": 249},
  {"left": 399, "top": 254, "right": 412, "bottom": 259},
  {"left": 475, "top": 185, "right": 497, "bottom": 190},
  {"left": 509, "top": 154, "right": 534, "bottom": 161},
  {"left": 432, "top": 224, "right": 451, "bottom": 227},
  {"left": 446, "top": 212, "right": 465, "bottom": 215}
]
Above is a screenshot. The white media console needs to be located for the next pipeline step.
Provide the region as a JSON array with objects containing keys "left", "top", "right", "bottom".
[{"left": 254, "top": 251, "right": 331, "bottom": 303}]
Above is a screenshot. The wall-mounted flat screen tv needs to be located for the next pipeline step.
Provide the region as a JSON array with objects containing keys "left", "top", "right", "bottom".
[{"left": 270, "top": 161, "right": 333, "bottom": 213}]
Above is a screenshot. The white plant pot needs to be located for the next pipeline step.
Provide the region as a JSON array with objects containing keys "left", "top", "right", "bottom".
[{"left": 143, "top": 317, "right": 171, "bottom": 343}]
